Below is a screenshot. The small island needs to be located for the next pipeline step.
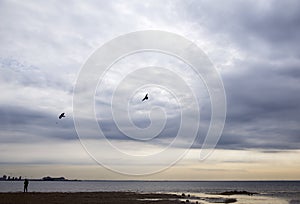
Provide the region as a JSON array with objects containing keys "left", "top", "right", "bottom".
[{"left": 42, "top": 176, "right": 68, "bottom": 181}]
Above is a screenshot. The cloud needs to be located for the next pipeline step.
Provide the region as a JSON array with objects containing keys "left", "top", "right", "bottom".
[
  {"left": 0, "top": 104, "right": 77, "bottom": 143},
  {"left": 172, "top": 0, "right": 300, "bottom": 151},
  {"left": 0, "top": 0, "right": 300, "bottom": 172},
  {"left": 216, "top": 57, "right": 300, "bottom": 150},
  {"left": 185, "top": 0, "right": 300, "bottom": 59}
]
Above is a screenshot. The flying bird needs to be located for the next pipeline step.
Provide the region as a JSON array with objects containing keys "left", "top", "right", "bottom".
[
  {"left": 58, "top": 112, "right": 65, "bottom": 119},
  {"left": 142, "top": 93, "right": 148, "bottom": 101}
]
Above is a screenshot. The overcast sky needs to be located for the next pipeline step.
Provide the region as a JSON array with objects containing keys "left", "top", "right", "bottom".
[{"left": 0, "top": 0, "right": 300, "bottom": 180}]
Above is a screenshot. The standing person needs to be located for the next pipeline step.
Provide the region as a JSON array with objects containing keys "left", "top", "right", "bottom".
[{"left": 24, "top": 179, "right": 29, "bottom": 192}]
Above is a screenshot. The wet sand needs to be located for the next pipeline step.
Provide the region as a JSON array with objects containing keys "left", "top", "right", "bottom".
[{"left": 0, "top": 192, "right": 182, "bottom": 204}]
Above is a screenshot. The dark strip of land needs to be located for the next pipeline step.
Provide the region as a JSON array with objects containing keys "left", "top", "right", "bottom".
[{"left": 0, "top": 192, "right": 182, "bottom": 204}]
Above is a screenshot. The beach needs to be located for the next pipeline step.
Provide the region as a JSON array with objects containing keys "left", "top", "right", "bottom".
[
  {"left": 0, "top": 191, "right": 292, "bottom": 204},
  {"left": 0, "top": 192, "right": 182, "bottom": 204},
  {"left": 1, "top": 181, "right": 299, "bottom": 203}
]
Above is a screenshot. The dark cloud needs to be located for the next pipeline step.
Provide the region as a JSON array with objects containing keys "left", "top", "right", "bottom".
[
  {"left": 99, "top": 115, "right": 181, "bottom": 141},
  {"left": 0, "top": 105, "right": 77, "bottom": 143},
  {"left": 187, "top": 0, "right": 300, "bottom": 58},
  {"left": 177, "top": 0, "right": 300, "bottom": 151},
  {"left": 215, "top": 58, "right": 300, "bottom": 150},
  {"left": 0, "top": 0, "right": 300, "bottom": 166}
]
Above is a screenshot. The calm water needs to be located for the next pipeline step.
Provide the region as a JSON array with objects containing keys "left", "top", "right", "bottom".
[{"left": 1, "top": 181, "right": 300, "bottom": 202}]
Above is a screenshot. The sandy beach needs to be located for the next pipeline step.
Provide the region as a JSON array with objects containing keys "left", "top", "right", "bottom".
[{"left": 0, "top": 192, "right": 182, "bottom": 204}]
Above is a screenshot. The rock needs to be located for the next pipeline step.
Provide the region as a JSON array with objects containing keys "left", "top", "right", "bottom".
[{"left": 219, "top": 190, "right": 257, "bottom": 196}]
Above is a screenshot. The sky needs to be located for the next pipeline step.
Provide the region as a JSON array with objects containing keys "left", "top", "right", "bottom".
[{"left": 0, "top": 0, "right": 300, "bottom": 180}]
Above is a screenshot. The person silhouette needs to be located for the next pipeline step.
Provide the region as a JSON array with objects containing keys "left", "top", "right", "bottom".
[{"left": 24, "top": 179, "right": 29, "bottom": 192}]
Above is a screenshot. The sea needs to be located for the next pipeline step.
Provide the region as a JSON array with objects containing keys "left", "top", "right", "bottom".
[{"left": 0, "top": 180, "right": 300, "bottom": 204}]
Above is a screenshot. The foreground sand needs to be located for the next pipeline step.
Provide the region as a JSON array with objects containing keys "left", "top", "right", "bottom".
[{"left": 0, "top": 192, "right": 182, "bottom": 204}]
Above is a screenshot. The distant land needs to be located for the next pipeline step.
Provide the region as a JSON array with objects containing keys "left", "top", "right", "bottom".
[
  {"left": 1, "top": 175, "right": 299, "bottom": 182},
  {"left": 0, "top": 175, "right": 80, "bottom": 182},
  {"left": 41, "top": 176, "right": 80, "bottom": 181}
]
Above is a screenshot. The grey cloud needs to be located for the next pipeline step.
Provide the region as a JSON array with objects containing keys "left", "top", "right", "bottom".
[
  {"left": 0, "top": 105, "right": 77, "bottom": 142},
  {"left": 1, "top": 0, "right": 300, "bottom": 168},
  {"left": 0, "top": 57, "right": 72, "bottom": 92},
  {"left": 185, "top": 0, "right": 300, "bottom": 59},
  {"left": 213, "top": 58, "right": 300, "bottom": 150}
]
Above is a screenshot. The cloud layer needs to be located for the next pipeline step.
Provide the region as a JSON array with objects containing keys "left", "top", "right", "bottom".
[{"left": 0, "top": 0, "right": 300, "bottom": 171}]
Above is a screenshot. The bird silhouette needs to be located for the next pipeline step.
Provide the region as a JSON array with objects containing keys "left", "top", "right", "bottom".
[
  {"left": 58, "top": 112, "right": 65, "bottom": 119},
  {"left": 142, "top": 93, "right": 148, "bottom": 101}
]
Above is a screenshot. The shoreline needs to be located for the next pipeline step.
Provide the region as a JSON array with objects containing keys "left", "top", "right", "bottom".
[
  {"left": 0, "top": 192, "right": 182, "bottom": 204},
  {"left": 0, "top": 191, "right": 292, "bottom": 204}
]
